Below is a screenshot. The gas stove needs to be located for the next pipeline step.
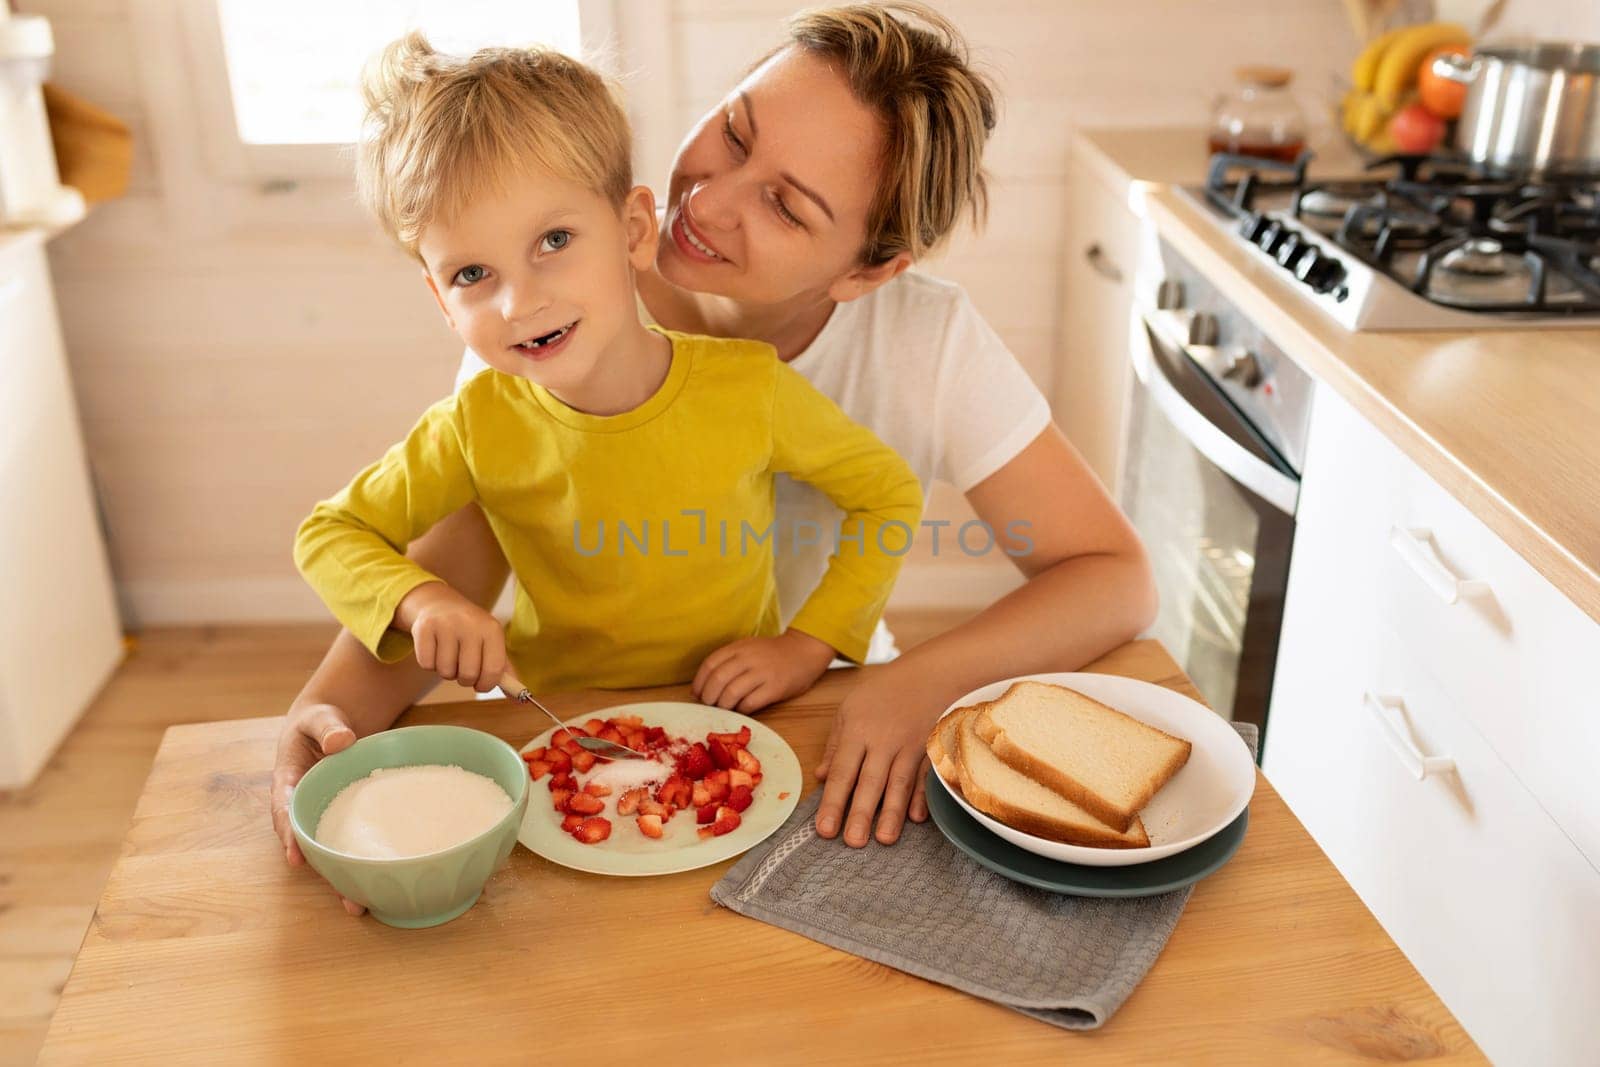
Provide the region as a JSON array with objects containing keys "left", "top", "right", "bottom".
[{"left": 1183, "top": 151, "right": 1600, "bottom": 331}]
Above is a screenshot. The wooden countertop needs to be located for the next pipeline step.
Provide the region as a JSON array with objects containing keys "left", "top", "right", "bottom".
[
  {"left": 1075, "top": 127, "right": 1600, "bottom": 627},
  {"left": 39, "top": 640, "right": 1480, "bottom": 1064}
]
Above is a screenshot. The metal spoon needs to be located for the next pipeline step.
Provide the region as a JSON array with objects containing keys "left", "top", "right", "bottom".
[{"left": 499, "top": 670, "right": 648, "bottom": 760}]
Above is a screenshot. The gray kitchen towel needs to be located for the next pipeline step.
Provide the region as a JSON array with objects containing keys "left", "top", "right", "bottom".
[{"left": 710, "top": 721, "right": 1258, "bottom": 1030}]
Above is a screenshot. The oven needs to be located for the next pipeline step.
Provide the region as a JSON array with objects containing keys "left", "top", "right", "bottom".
[{"left": 1119, "top": 247, "right": 1313, "bottom": 755}]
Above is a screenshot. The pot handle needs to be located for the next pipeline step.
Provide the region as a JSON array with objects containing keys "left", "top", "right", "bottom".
[{"left": 1431, "top": 51, "right": 1481, "bottom": 84}]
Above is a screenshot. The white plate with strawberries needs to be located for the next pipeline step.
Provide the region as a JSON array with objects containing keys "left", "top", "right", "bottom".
[{"left": 516, "top": 702, "right": 802, "bottom": 876}]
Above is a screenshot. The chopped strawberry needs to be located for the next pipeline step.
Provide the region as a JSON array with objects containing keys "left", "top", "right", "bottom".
[
  {"left": 525, "top": 760, "right": 552, "bottom": 780},
  {"left": 551, "top": 727, "right": 584, "bottom": 747},
  {"left": 558, "top": 739, "right": 584, "bottom": 757},
  {"left": 582, "top": 781, "right": 612, "bottom": 798},
  {"left": 583, "top": 718, "right": 607, "bottom": 735},
  {"left": 597, "top": 725, "right": 624, "bottom": 746},
  {"left": 703, "top": 776, "right": 730, "bottom": 803},
  {"left": 560, "top": 813, "right": 584, "bottom": 833},
  {"left": 727, "top": 784, "right": 754, "bottom": 813},
  {"left": 696, "top": 803, "right": 717, "bottom": 824},
  {"left": 728, "top": 769, "right": 754, "bottom": 790},
  {"left": 545, "top": 748, "right": 571, "bottom": 772},
  {"left": 636, "top": 813, "right": 664, "bottom": 839},
  {"left": 615, "top": 714, "right": 644, "bottom": 729},
  {"left": 522, "top": 746, "right": 548, "bottom": 762},
  {"left": 697, "top": 826, "right": 716, "bottom": 839},
  {"left": 570, "top": 750, "right": 597, "bottom": 773},
  {"left": 708, "top": 738, "right": 738, "bottom": 770},
  {"left": 677, "top": 742, "right": 714, "bottom": 780},
  {"left": 711, "top": 806, "right": 742, "bottom": 836},
  {"left": 565, "top": 792, "right": 605, "bottom": 816},
  {"left": 637, "top": 798, "right": 669, "bottom": 819},
  {"left": 691, "top": 783, "right": 712, "bottom": 807},
  {"left": 549, "top": 788, "right": 573, "bottom": 812},
  {"left": 617, "top": 787, "right": 647, "bottom": 815},
  {"left": 645, "top": 726, "right": 668, "bottom": 746},
  {"left": 778, "top": 791, "right": 791, "bottom": 800},
  {"left": 656, "top": 776, "right": 693, "bottom": 809},
  {"left": 708, "top": 726, "right": 752, "bottom": 747},
  {"left": 548, "top": 771, "right": 575, "bottom": 792},
  {"left": 734, "top": 748, "right": 762, "bottom": 776},
  {"left": 708, "top": 768, "right": 730, "bottom": 786},
  {"left": 573, "top": 817, "right": 611, "bottom": 844}
]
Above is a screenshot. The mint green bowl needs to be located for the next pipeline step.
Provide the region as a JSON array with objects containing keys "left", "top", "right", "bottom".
[{"left": 288, "top": 725, "right": 529, "bottom": 929}]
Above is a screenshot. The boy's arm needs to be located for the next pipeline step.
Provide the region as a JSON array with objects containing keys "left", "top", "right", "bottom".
[
  {"left": 293, "top": 398, "right": 480, "bottom": 663},
  {"left": 766, "top": 364, "right": 924, "bottom": 663}
]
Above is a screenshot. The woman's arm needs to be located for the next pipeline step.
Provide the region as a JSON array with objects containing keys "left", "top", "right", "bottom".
[{"left": 812, "top": 423, "right": 1158, "bottom": 847}]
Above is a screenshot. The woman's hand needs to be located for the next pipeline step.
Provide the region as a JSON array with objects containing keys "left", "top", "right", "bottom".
[
  {"left": 271, "top": 702, "right": 367, "bottom": 915},
  {"left": 692, "top": 629, "right": 836, "bottom": 712},
  {"left": 813, "top": 660, "right": 950, "bottom": 847},
  {"left": 395, "top": 581, "right": 506, "bottom": 692}
]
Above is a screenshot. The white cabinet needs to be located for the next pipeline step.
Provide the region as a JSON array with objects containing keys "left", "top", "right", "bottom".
[
  {"left": 0, "top": 230, "right": 122, "bottom": 787},
  {"left": 1054, "top": 145, "right": 1149, "bottom": 489},
  {"left": 1265, "top": 384, "right": 1600, "bottom": 1066}
]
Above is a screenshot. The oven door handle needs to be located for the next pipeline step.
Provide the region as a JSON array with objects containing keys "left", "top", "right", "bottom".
[{"left": 1133, "top": 311, "right": 1300, "bottom": 516}]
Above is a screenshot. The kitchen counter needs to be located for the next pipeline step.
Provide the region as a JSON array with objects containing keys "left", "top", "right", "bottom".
[
  {"left": 1075, "top": 126, "right": 1600, "bottom": 627},
  {"left": 39, "top": 640, "right": 1480, "bottom": 1064}
]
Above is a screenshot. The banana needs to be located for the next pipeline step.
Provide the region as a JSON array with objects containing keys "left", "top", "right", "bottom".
[
  {"left": 1373, "top": 22, "right": 1471, "bottom": 108},
  {"left": 1351, "top": 26, "right": 1409, "bottom": 92},
  {"left": 1341, "top": 89, "right": 1360, "bottom": 134},
  {"left": 1353, "top": 93, "right": 1391, "bottom": 144}
]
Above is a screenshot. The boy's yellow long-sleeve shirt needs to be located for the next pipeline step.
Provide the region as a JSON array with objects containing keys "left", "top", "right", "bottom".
[{"left": 294, "top": 329, "right": 924, "bottom": 693}]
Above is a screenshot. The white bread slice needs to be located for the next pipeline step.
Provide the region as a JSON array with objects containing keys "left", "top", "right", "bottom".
[
  {"left": 925, "top": 703, "right": 975, "bottom": 789},
  {"left": 975, "top": 681, "right": 1191, "bottom": 833},
  {"left": 954, "top": 705, "right": 1149, "bottom": 848}
]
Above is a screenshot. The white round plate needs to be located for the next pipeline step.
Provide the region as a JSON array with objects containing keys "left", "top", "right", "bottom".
[
  {"left": 517, "top": 702, "right": 802, "bottom": 876},
  {"left": 934, "top": 672, "right": 1256, "bottom": 867}
]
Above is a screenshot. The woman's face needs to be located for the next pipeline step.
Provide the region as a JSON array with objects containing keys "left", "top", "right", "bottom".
[{"left": 656, "top": 47, "right": 890, "bottom": 306}]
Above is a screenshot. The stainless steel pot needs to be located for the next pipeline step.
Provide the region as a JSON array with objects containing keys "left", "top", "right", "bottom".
[{"left": 1433, "top": 43, "right": 1600, "bottom": 176}]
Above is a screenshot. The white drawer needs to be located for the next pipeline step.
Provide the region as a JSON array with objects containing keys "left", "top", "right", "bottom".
[
  {"left": 1295, "top": 386, "right": 1600, "bottom": 869},
  {"left": 1267, "top": 613, "right": 1600, "bottom": 1065}
]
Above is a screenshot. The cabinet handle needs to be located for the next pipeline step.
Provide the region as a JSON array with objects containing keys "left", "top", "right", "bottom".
[
  {"left": 0, "top": 279, "right": 22, "bottom": 307},
  {"left": 1362, "top": 692, "right": 1455, "bottom": 780},
  {"left": 1084, "top": 243, "right": 1123, "bottom": 283},
  {"left": 1388, "top": 526, "right": 1490, "bottom": 605}
]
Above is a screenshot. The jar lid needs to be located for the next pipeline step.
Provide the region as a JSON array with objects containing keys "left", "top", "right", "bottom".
[
  {"left": 0, "top": 15, "right": 54, "bottom": 61},
  {"left": 1235, "top": 65, "right": 1292, "bottom": 88}
]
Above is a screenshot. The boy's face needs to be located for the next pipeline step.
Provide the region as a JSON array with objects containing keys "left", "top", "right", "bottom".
[{"left": 419, "top": 169, "right": 656, "bottom": 394}]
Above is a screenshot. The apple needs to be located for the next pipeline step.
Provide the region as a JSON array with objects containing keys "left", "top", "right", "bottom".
[{"left": 1388, "top": 102, "right": 1447, "bottom": 155}]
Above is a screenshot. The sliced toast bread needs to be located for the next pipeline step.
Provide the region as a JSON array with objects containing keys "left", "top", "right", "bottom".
[
  {"left": 974, "top": 681, "right": 1191, "bottom": 833},
  {"left": 925, "top": 703, "right": 975, "bottom": 789},
  {"left": 952, "top": 704, "right": 1149, "bottom": 848}
]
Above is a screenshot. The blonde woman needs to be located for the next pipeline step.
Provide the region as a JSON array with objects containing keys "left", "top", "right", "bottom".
[{"left": 273, "top": 3, "right": 1155, "bottom": 896}]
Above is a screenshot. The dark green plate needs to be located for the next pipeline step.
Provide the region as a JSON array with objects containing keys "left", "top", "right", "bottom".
[{"left": 924, "top": 769, "right": 1248, "bottom": 898}]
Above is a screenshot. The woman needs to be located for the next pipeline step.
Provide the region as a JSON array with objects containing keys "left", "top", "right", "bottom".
[{"left": 272, "top": 2, "right": 1155, "bottom": 901}]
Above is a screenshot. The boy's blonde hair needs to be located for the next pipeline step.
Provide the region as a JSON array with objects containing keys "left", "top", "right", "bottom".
[
  {"left": 781, "top": 3, "right": 997, "bottom": 264},
  {"left": 357, "top": 32, "right": 632, "bottom": 256}
]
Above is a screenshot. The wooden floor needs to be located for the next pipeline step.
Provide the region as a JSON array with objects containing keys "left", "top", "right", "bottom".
[{"left": 0, "top": 609, "right": 971, "bottom": 1066}]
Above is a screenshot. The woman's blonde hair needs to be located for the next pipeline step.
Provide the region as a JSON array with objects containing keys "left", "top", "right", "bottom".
[
  {"left": 782, "top": 2, "right": 998, "bottom": 263},
  {"left": 356, "top": 32, "right": 633, "bottom": 256}
]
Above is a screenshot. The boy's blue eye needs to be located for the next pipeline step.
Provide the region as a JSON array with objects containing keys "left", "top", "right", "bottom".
[
  {"left": 453, "top": 264, "right": 486, "bottom": 286},
  {"left": 541, "top": 229, "right": 573, "bottom": 252}
]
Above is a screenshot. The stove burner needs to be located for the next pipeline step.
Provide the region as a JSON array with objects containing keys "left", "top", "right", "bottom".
[
  {"left": 1439, "top": 237, "right": 1517, "bottom": 276},
  {"left": 1299, "top": 187, "right": 1371, "bottom": 219}
]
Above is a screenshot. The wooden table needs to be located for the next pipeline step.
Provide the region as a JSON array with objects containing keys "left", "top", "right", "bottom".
[{"left": 40, "top": 640, "right": 1481, "bottom": 1064}]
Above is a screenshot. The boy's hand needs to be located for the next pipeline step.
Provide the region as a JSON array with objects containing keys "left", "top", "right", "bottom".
[
  {"left": 814, "top": 661, "right": 947, "bottom": 847},
  {"left": 692, "top": 629, "right": 836, "bottom": 713},
  {"left": 394, "top": 581, "right": 506, "bottom": 691},
  {"left": 271, "top": 703, "right": 367, "bottom": 916}
]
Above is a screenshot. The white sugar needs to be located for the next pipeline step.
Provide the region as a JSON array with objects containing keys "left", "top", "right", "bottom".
[{"left": 315, "top": 764, "right": 512, "bottom": 859}]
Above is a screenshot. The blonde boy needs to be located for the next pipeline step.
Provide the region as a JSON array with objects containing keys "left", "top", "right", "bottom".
[{"left": 294, "top": 34, "right": 922, "bottom": 709}]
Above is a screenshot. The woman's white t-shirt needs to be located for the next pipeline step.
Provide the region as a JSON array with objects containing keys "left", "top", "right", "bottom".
[{"left": 455, "top": 270, "right": 1052, "bottom": 664}]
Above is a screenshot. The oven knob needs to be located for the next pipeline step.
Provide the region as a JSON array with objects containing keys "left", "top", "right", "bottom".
[
  {"left": 1187, "top": 312, "right": 1219, "bottom": 347},
  {"left": 1302, "top": 254, "right": 1347, "bottom": 294},
  {"left": 1274, "top": 231, "right": 1303, "bottom": 266},
  {"left": 1156, "top": 279, "right": 1185, "bottom": 310},
  {"left": 1257, "top": 220, "right": 1284, "bottom": 252},
  {"left": 1291, "top": 246, "right": 1322, "bottom": 280},
  {"left": 1238, "top": 212, "right": 1271, "bottom": 244},
  {"left": 1221, "top": 350, "right": 1263, "bottom": 387}
]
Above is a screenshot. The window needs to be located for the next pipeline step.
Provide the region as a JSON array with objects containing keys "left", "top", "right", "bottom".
[
  {"left": 176, "top": 0, "right": 615, "bottom": 181},
  {"left": 214, "top": 1, "right": 583, "bottom": 146}
]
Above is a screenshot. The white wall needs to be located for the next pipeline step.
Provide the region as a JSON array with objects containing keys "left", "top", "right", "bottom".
[{"left": 24, "top": 0, "right": 1583, "bottom": 624}]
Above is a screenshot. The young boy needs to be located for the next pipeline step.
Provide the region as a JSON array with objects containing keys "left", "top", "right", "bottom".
[{"left": 293, "top": 33, "right": 922, "bottom": 710}]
